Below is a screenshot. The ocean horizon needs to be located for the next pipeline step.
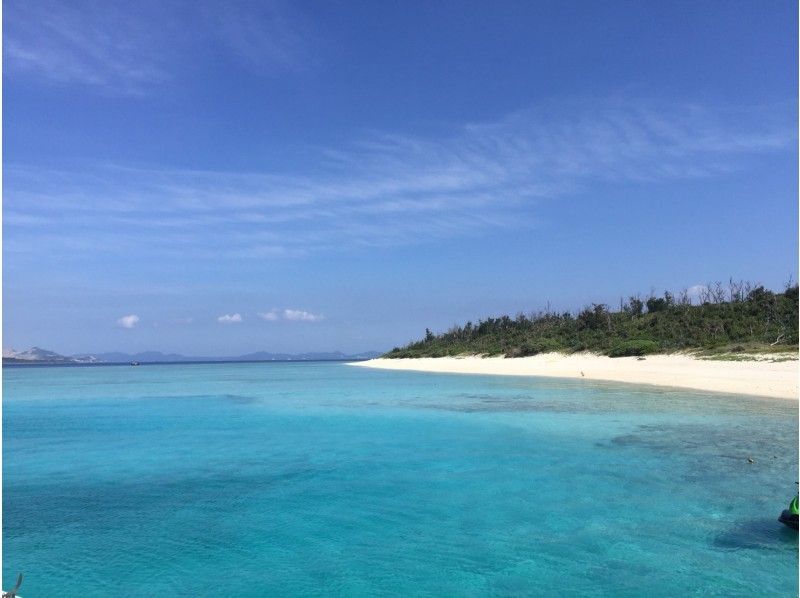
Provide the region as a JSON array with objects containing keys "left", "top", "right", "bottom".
[{"left": 3, "top": 361, "right": 798, "bottom": 596}]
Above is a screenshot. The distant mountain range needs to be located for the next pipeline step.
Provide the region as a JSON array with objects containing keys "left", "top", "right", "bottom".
[
  {"left": 3, "top": 347, "right": 382, "bottom": 364},
  {"left": 3, "top": 347, "right": 87, "bottom": 363}
]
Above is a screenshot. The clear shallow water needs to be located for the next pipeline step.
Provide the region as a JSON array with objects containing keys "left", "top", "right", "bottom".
[{"left": 3, "top": 362, "right": 797, "bottom": 596}]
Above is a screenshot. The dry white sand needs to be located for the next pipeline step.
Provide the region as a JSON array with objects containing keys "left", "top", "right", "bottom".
[{"left": 349, "top": 353, "right": 799, "bottom": 399}]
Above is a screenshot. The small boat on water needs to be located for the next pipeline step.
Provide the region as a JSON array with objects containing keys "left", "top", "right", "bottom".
[
  {"left": 130, "top": 361, "right": 140, "bottom": 366},
  {"left": 778, "top": 495, "right": 798, "bottom": 529}
]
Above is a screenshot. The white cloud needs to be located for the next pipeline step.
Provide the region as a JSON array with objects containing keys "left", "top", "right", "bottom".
[
  {"left": 217, "top": 313, "right": 242, "bottom": 323},
  {"left": 686, "top": 284, "right": 709, "bottom": 303},
  {"left": 203, "top": 1, "right": 313, "bottom": 73},
  {"left": 258, "top": 308, "right": 323, "bottom": 321},
  {"left": 117, "top": 314, "right": 140, "bottom": 328},
  {"left": 4, "top": 1, "right": 167, "bottom": 93},
  {"left": 5, "top": 99, "right": 793, "bottom": 258},
  {"left": 283, "top": 309, "right": 323, "bottom": 322},
  {"left": 687, "top": 284, "right": 708, "bottom": 295},
  {"left": 4, "top": 0, "right": 311, "bottom": 93}
]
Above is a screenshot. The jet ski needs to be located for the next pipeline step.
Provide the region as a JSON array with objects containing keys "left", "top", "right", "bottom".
[
  {"left": 778, "top": 495, "right": 798, "bottom": 529},
  {"left": 2, "top": 572, "right": 22, "bottom": 597}
]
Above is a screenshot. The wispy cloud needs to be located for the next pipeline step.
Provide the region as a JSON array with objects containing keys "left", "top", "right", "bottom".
[
  {"left": 258, "top": 310, "right": 280, "bottom": 321},
  {"left": 218, "top": 313, "right": 243, "bottom": 324},
  {"left": 203, "top": 1, "right": 313, "bottom": 73},
  {"left": 4, "top": 0, "right": 310, "bottom": 93},
  {"left": 4, "top": 1, "right": 168, "bottom": 93},
  {"left": 5, "top": 99, "right": 793, "bottom": 257},
  {"left": 117, "top": 314, "right": 140, "bottom": 328}
]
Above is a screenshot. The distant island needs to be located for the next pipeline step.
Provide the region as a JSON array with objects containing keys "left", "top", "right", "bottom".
[
  {"left": 386, "top": 282, "right": 799, "bottom": 359},
  {"left": 2, "top": 347, "right": 382, "bottom": 365}
]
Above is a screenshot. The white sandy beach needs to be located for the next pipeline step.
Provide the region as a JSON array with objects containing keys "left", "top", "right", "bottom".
[{"left": 350, "top": 353, "right": 799, "bottom": 399}]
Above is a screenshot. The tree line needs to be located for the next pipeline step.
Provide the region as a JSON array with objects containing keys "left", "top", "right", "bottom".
[{"left": 386, "top": 280, "right": 799, "bottom": 358}]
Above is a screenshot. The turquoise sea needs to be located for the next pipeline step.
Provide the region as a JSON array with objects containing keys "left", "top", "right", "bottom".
[{"left": 3, "top": 362, "right": 798, "bottom": 596}]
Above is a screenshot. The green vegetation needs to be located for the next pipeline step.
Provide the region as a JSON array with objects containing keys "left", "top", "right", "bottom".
[
  {"left": 386, "top": 281, "right": 799, "bottom": 359},
  {"left": 607, "top": 340, "right": 660, "bottom": 357}
]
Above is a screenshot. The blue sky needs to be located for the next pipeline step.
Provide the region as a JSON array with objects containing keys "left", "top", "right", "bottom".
[{"left": 3, "top": 0, "right": 798, "bottom": 356}]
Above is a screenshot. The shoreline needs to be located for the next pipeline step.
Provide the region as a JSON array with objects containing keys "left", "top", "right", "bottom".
[{"left": 349, "top": 353, "right": 799, "bottom": 400}]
